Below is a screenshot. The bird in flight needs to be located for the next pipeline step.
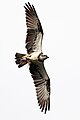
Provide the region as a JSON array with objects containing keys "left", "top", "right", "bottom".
[{"left": 15, "top": 2, "right": 50, "bottom": 114}]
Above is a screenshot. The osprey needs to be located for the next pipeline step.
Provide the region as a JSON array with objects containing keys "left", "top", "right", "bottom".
[{"left": 15, "top": 2, "right": 50, "bottom": 114}]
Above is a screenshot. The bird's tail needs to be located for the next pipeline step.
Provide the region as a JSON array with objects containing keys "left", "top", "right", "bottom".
[{"left": 15, "top": 53, "right": 28, "bottom": 68}]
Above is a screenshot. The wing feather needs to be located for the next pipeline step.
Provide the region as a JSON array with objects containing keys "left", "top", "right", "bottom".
[
  {"left": 24, "top": 2, "right": 43, "bottom": 54},
  {"left": 29, "top": 61, "right": 50, "bottom": 113}
]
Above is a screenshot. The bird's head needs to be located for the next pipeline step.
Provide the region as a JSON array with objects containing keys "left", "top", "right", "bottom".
[
  {"left": 42, "top": 55, "right": 49, "bottom": 60},
  {"left": 38, "top": 53, "right": 49, "bottom": 61}
]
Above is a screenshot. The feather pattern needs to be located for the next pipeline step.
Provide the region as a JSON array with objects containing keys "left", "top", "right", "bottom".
[
  {"left": 24, "top": 2, "right": 43, "bottom": 54},
  {"left": 15, "top": 2, "right": 50, "bottom": 114},
  {"left": 29, "top": 61, "right": 50, "bottom": 113}
]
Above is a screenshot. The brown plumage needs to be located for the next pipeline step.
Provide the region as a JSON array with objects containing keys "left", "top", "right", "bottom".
[{"left": 15, "top": 2, "right": 50, "bottom": 114}]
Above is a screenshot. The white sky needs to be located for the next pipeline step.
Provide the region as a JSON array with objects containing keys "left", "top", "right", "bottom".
[{"left": 0, "top": 0, "right": 80, "bottom": 120}]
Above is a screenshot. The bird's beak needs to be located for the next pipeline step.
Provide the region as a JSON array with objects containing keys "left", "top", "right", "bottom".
[{"left": 47, "top": 56, "right": 49, "bottom": 59}]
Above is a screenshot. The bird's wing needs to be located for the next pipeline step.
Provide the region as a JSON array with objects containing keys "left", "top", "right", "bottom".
[
  {"left": 24, "top": 2, "right": 43, "bottom": 54},
  {"left": 29, "top": 61, "right": 50, "bottom": 113}
]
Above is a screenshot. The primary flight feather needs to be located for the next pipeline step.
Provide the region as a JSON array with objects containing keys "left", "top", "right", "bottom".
[{"left": 15, "top": 2, "right": 50, "bottom": 114}]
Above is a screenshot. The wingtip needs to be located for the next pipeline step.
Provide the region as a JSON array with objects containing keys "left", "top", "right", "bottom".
[
  {"left": 24, "top": 5, "right": 26, "bottom": 9},
  {"left": 24, "top": 3, "right": 27, "bottom": 9},
  {"left": 48, "top": 98, "right": 50, "bottom": 111},
  {"left": 38, "top": 99, "right": 50, "bottom": 114},
  {"left": 24, "top": 2, "right": 32, "bottom": 10},
  {"left": 28, "top": 2, "right": 30, "bottom": 5}
]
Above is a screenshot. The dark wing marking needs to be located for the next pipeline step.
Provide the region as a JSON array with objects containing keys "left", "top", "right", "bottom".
[
  {"left": 29, "top": 61, "right": 50, "bottom": 113},
  {"left": 24, "top": 2, "right": 43, "bottom": 54}
]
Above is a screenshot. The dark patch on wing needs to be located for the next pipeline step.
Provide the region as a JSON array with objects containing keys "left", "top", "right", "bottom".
[
  {"left": 24, "top": 2, "right": 43, "bottom": 54},
  {"left": 29, "top": 61, "right": 50, "bottom": 113}
]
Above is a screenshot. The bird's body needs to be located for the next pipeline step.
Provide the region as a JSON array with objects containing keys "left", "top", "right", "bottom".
[
  {"left": 23, "top": 52, "right": 40, "bottom": 61},
  {"left": 15, "top": 2, "right": 50, "bottom": 114}
]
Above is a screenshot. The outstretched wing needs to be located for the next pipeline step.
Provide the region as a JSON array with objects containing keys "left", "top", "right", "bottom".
[
  {"left": 24, "top": 2, "right": 43, "bottom": 54},
  {"left": 29, "top": 61, "right": 50, "bottom": 113}
]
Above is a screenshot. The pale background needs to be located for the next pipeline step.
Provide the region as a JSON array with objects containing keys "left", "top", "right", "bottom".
[{"left": 0, "top": 0, "right": 80, "bottom": 120}]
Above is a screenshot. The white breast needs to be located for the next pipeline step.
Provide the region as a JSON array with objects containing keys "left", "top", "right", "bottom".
[{"left": 30, "top": 52, "right": 40, "bottom": 60}]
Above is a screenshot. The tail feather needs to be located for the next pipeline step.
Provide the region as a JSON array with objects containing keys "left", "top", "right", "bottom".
[
  {"left": 15, "top": 53, "right": 25, "bottom": 59},
  {"left": 15, "top": 53, "right": 28, "bottom": 68}
]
